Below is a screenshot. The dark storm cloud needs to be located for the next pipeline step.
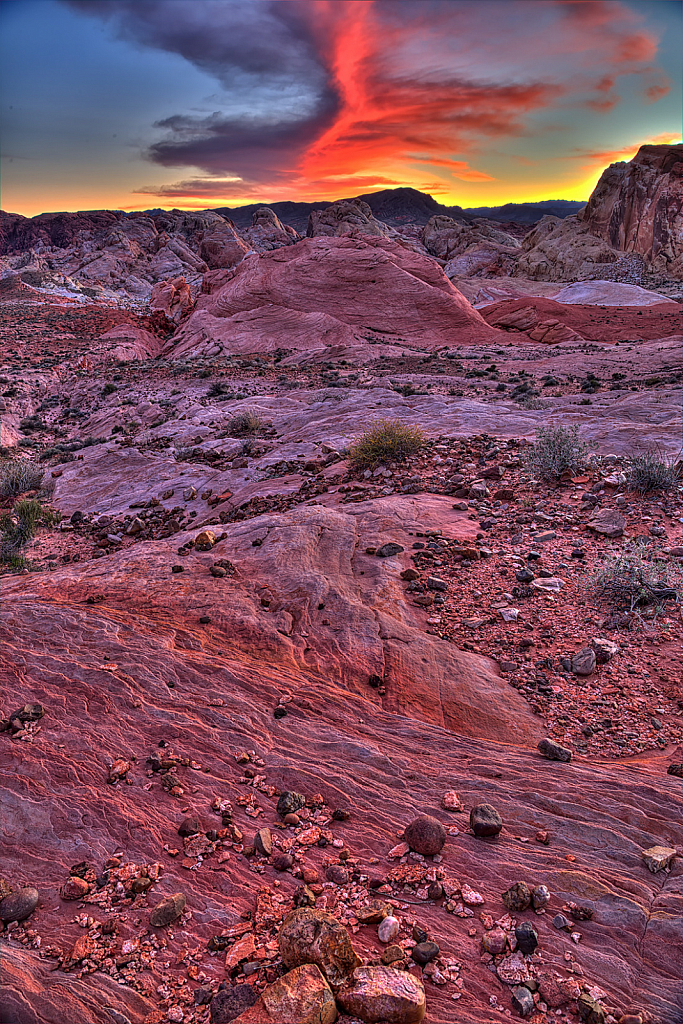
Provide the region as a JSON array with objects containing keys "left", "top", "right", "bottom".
[{"left": 64, "top": 0, "right": 339, "bottom": 178}]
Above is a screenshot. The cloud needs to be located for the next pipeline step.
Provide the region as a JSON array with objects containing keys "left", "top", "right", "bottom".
[{"left": 65, "top": 0, "right": 672, "bottom": 201}]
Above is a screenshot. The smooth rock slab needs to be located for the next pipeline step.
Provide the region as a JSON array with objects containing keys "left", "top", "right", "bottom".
[
  {"left": 279, "top": 908, "right": 361, "bottom": 990},
  {"left": 337, "top": 966, "right": 426, "bottom": 1023},
  {"left": 0, "top": 887, "right": 39, "bottom": 923}
]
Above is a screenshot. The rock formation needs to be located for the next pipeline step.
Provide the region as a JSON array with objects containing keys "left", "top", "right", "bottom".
[
  {"left": 307, "top": 199, "right": 395, "bottom": 239},
  {"left": 581, "top": 144, "right": 683, "bottom": 278}
]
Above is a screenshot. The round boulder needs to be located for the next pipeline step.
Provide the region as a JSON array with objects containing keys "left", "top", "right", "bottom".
[
  {"left": 0, "top": 887, "right": 39, "bottom": 923},
  {"left": 404, "top": 815, "right": 446, "bottom": 856}
]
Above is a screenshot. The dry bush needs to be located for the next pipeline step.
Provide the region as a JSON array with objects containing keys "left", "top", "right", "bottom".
[
  {"left": 348, "top": 418, "right": 426, "bottom": 469},
  {"left": 0, "top": 460, "right": 44, "bottom": 497},
  {"left": 525, "top": 425, "right": 588, "bottom": 481},
  {"left": 625, "top": 447, "right": 680, "bottom": 494},
  {"left": 227, "top": 410, "right": 264, "bottom": 437}
]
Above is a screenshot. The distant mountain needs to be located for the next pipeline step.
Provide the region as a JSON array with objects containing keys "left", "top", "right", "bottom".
[
  {"left": 211, "top": 190, "right": 583, "bottom": 230},
  {"left": 464, "top": 200, "right": 586, "bottom": 224}
]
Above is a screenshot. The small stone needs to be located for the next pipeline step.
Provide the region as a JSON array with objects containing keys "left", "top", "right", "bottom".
[
  {"left": 538, "top": 738, "right": 572, "bottom": 762},
  {"left": 515, "top": 922, "right": 538, "bottom": 954},
  {"left": 642, "top": 846, "right": 676, "bottom": 873},
  {"left": 553, "top": 913, "right": 571, "bottom": 930},
  {"left": 427, "top": 881, "right": 443, "bottom": 900},
  {"left": 588, "top": 508, "right": 625, "bottom": 538},
  {"left": 531, "top": 885, "right": 550, "bottom": 910},
  {"left": 503, "top": 882, "right": 531, "bottom": 913},
  {"left": 254, "top": 828, "right": 272, "bottom": 857},
  {"left": 149, "top": 892, "right": 186, "bottom": 927},
  {"left": 499, "top": 607, "right": 519, "bottom": 622},
  {"left": 273, "top": 853, "right": 294, "bottom": 872},
  {"left": 404, "top": 814, "right": 446, "bottom": 855},
  {"left": 470, "top": 803, "right": 503, "bottom": 838},
  {"left": 277, "top": 791, "right": 306, "bottom": 817},
  {"left": 171, "top": 565, "right": 184, "bottom": 574},
  {"left": 284, "top": 813, "right": 300, "bottom": 826},
  {"left": 482, "top": 927, "right": 507, "bottom": 955},
  {"left": 591, "top": 637, "right": 619, "bottom": 663},
  {"left": 274, "top": 706, "right": 287, "bottom": 719},
  {"left": 441, "top": 790, "right": 463, "bottom": 812},
  {"left": 331, "top": 808, "right": 351, "bottom": 821},
  {"left": 515, "top": 568, "right": 535, "bottom": 583},
  {"left": 178, "top": 816, "right": 200, "bottom": 837},
  {"left": 376, "top": 542, "right": 404, "bottom": 558},
  {"left": 411, "top": 940, "right": 439, "bottom": 965},
  {"left": 326, "top": 865, "right": 349, "bottom": 885},
  {"left": 381, "top": 944, "right": 405, "bottom": 965},
  {"left": 571, "top": 648, "right": 596, "bottom": 676},
  {"left": 0, "top": 887, "right": 39, "bottom": 923},
  {"left": 378, "top": 916, "right": 400, "bottom": 943},
  {"left": 209, "top": 984, "right": 258, "bottom": 1023},
  {"left": 337, "top": 966, "right": 426, "bottom": 1023},
  {"left": 194, "top": 530, "right": 216, "bottom": 551},
  {"left": 260, "top": 963, "right": 337, "bottom": 1024},
  {"left": 578, "top": 992, "right": 606, "bottom": 1024},
  {"left": 60, "top": 876, "right": 89, "bottom": 900},
  {"left": 511, "top": 986, "right": 535, "bottom": 1018}
]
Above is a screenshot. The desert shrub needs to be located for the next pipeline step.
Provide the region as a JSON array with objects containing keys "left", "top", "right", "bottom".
[
  {"left": 101, "top": 382, "right": 117, "bottom": 396},
  {"left": 0, "top": 499, "right": 58, "bottom": 551},
  {"left": 590, "top": 541, "right": 680, "bottom": 612},
  {"left": 348, "top": 418, "right": 426, "bottom": 469},
  {"left": 0, "top": 460, "right": 44, "bottom": 496},
  {"left": 525, "top": 425, "right": 588, "bottom": 481},
  {"left": 625, "top": 447, "right": 680, "bottom": 494},
  {"left": 227, "top": 409, "right": 264, "bottom": 436}
]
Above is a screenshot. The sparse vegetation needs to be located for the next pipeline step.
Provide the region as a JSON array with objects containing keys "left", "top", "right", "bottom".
[
  {"left": 590, "top": 541, "right": 680, "bottom": 612},
  {"left": 525, "top": 425, "right": 588, "bottom": 481},
  {"left": 348, "top": 418, "right": 426, "bottom": 469},
  {"left": 101, "top": 382, "right": 117, "bottom": 396},
  {"left": 0, "top": 498, "right": 58, "bottom": 567},
  {"left": 625, "top": 447, "right": 680, "bottom": 494},
  {"left": 0, "top": 459, "right": 44, "bottom": 497},
  {"left": 227, "top": 409, "right": 264, "bottom": 436}
]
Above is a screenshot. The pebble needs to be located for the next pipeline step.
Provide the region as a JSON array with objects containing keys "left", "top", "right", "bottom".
[
  {"left": 0, "top": 887, "right": 39, "bottom": 923},
  {"left": 283, "top": 812, "right": 300, "bottom": 826},
  {"left": 272, "top": 853, "right": 294, "bottom": 872},
  {"left": 531, "top": 884, "right": 550, "bottom": 910},
  {"left": 571, "top": 647, "right": 597, "bottom": 676},
  {"left": 149, "top": 892, "right": 186, "bottom": 927},
  {"left": 209, "top": 984, "right": 258, "bottom": 1023},
  {"left": 378, "top": 916, "right": 400, "bottom": 943},
  {"left": 470, "top": 803, "right": 503, "bottom": 838},
  {"left": 254, "top": 827, "right": 273, "bottom": 856},
  {"left": 515, "top": 921, "right": 538, "bottom": 954},
  {"left": 538, "top": 738, "right": 572, "bottom": 762},
  {"left": 60, "top": 876, "right": 90, "bottom": 900},
  {"left": 502, "top": 882, "right": 531, "bottom": 912},
  {"left": 411, "top": 940, "right": 439, "bottom": 965},
  {"left": 511, "top": 985, "right": 535, "bottom": 1018},
  {"left": 376, "top": 542, "right": 404, "bottom": 558},
  {"left": 381, "top": 944, "right": 405, "bottom": 965},
  {"left": 279, "top": 908, "right": 360, "bottom": 989},
  {"left": 482, "top": 926, "right": 507, "bottom": 955},
  {"left": 277, "top": 791, "right": 306, "bottom": 817},
  {"left": 578, "top": 992, "right": 606, "bottom": 1024},
  {"left": 404, "top": 814, "right": 446, "bottom": 855},
  {"left": 553, "top": 913, "right": 572, "bottom": 930},
  {"left": 178, "top": 816, "right": 200, "bottom": 837}
]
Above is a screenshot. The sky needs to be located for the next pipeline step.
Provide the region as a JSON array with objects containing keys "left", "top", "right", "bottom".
[{"left": 1, "top": 0, "right": 681, "bottom": 216}]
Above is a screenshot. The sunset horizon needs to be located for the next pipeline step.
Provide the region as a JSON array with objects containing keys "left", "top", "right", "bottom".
[{"left": 2, "top": 0, "right": 681, "bottom": 217}]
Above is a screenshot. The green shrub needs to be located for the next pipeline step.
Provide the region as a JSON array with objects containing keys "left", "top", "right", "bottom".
[
  {"left": 348, "top": 418, "right": 426, "bottom": 469},
  {"left": 0, "top": 460, "right": 44, "bottom": 496},
  {"left": 525, "top": 425, "right": 588, "bottom": 481},
  {"left": 625, "top": 447, "right": 680, "bottom": 494}
]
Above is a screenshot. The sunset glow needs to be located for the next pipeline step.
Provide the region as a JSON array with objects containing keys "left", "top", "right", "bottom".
[{"left": 1, "top": 0, "right": 681, "bottom": 215}]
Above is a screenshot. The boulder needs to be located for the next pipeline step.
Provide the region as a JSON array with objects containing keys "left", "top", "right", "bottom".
[
  {"left": 336, "top": 966, "right": 426, "bottom": 1023},
  {"left": 259, "top": 963, "right": 337, "bottom": 1023},
  {"left": 278, "top": 908, "right": 361, "bottom": 989},
  {"left": 403, "top": 814, "right": 446, "bottom": 856},
  {"left": 470, "top": 803, "right": 503, "bottom": 837}
]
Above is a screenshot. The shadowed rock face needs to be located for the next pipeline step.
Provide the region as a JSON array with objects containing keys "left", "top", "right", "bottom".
[
  {"left": 581, "top": 145, "right": 683, "bottom": 279},
  {"left": 307, "top": 199, "right": 395, "bottom": 240}
]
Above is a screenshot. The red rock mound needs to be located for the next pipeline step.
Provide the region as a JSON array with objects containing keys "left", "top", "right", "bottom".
[
  {"left": 168, "top": 236, "right": 506, "bottom": 357},
  {"left": 481, "top": 295, "right": 683, "bottom": 343}
]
